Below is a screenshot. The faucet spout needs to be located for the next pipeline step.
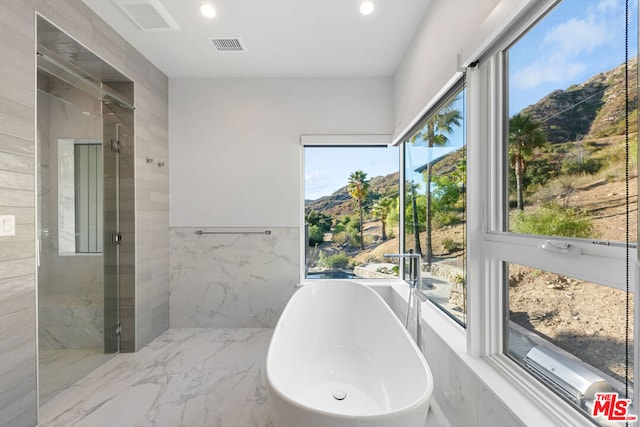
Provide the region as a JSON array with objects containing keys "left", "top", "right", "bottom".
[{"left": 383, "top": 250, "right": 421, "bottom": 289}]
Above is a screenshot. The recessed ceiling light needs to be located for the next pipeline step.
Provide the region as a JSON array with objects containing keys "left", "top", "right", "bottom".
[
  {"left": 200, "top": 3, "right": 216, "bottom": 18},
  {"left": 360, "top": 1, "right": 374, "bottom": 15}
]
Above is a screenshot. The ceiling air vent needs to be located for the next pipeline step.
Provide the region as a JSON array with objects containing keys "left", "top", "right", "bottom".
[
  {"left": 209, "top": 37, "right": 246, "bottom": 52},
  {"left": 112, "top": 0, "right": 179, "bottom": 31}
]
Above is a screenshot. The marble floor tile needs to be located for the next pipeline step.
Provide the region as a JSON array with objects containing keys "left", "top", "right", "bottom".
[
  {"left": 39, "top": 348, "right": 115, "bottom": 403},
  {"left": 38, "top": 328, "right": 451, "bottom": 427},
  {"left": 39, "top": 328, "right": 273, "bottom": 427}
]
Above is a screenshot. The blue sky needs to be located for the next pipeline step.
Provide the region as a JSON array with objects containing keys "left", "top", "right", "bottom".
[
  {"left": 509, "top": 0, "right": 638, "bottom": 115},
  {"left": 305, "top": 0, "right": 638, "bottom": 201},
  {"left": 305, "top": 146, "right": 399, "bottom": 200}
]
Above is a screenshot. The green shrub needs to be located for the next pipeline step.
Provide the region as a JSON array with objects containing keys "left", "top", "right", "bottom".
[
  {"left": 331, "top": 231, "right": 348, "bottom": 246},
  {"left": 442, "top": 238, "right": 462, "bottom": 253},
  {"left": 307, "top": 224, "right": 325, "bottom": 246},
  {"left": 305, "top": 210, "right": 332, "bottom": 232},
  {"left": 511, "top": 203, "right": 595, "bottom": 238},
  {"left": 363, "top": 235, "right": 375, "bottom": 246},
  {"left": 334, "top": 215, "right": 355, "bottom": 229},
  {"left": 452, "top": 274, "right": 465, "bottom": 285},
  {"left": 318, "top": 252, "right": 350, "bottom": 269},
  {"left": 433, "top": 211, "right": 459, "bottom": 228},
  {"left": 346, "top": 218, "right": 360, "bottom": 233},
  {"left": 562, "top": 158, "right": 602, "bottom": 175},
  {"left": 347, "top": 230, "right": 361, "bottom": 247},
  {"left": 524, "top": 158, "right": 557, "bottom": 186}
]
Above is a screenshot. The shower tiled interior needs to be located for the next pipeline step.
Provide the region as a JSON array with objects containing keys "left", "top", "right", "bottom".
[{"left": 38, "top": 328, "right": 450, "bottom": 427}]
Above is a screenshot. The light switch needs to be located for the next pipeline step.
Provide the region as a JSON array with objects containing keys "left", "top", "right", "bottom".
[{"left": 0, "top": 215, "right": 16, "bottom": 237}]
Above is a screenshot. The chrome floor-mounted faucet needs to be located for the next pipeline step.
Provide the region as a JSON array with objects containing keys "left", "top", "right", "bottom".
[{"left": 384, "top": 250, "right": 427, "bottom": 349}]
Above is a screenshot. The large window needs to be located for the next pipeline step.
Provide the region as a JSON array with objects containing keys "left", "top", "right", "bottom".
[
  {"left": 506, "top": 0, "right": 637, "bottom": 244},
  {"left": 496, "top": 0, "right": 637, "bottom": 423},
  {"left": 403, "top": 83, "right": 467, "bottom": 325},
  {"left": 303, "top": 140, "right": 399, "bottom": 279}
]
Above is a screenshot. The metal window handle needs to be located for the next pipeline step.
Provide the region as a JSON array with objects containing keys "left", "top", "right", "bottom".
[{"left": 538, "top": 240, "right": 581, "bottom": 255}]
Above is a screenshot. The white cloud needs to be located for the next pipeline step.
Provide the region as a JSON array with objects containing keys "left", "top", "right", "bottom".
[
  {"left": 305, "top": 170, "right": 336, "bottom": 199},
  {"left": 512, "top": 56, "right": 587, "bottom": 89},
  {"left": 511, "top": 0, "right": 622, "bottom": 91},
  {"left": 543, "top": 17, "right": 611, "bottom": 55},
  {"left": 597, "top": 0, "right": 620, "bottom": 13}
]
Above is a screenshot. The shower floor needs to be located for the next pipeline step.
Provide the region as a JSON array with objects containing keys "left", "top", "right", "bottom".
[{"left": 39, "top": 348, "right": 115, "bottom": 403}]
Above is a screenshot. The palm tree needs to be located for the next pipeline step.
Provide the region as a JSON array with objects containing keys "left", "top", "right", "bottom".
[
  {"left": 347, "top": 170, "right": 369, "bottom": 250},
  {"left": 371, "top": 197, "right": 394, "bottom": 241},
  {"left": 419, "top": 103, "right": 462, "bottom": 265},
  {"left": 509, "top": 113, "right": 546, "bottom": 211}
]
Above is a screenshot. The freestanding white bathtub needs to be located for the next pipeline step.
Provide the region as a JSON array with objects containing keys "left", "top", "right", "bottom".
[{"left": 266, "top": 280, "right": 433, "bottom": 427}]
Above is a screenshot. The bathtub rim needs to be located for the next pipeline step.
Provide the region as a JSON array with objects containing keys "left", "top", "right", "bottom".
[{"left": 266, "top": 279, "right": 434, "bottom": 421}]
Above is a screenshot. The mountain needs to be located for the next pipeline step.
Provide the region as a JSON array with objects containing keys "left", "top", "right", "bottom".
[
  {"left": 520, "top": 57, "right": 638, "bottom": 143},
  {"left": 306, "top": 58, "right": 638, "bottom": 218},
  {"left": 305, "top": 172, "right": 399, "bottom": 217}
]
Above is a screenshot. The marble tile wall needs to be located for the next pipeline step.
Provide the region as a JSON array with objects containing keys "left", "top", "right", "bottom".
[
  {"left": 390, "top": 288, "right": 525, "bottom": 427},
  {"left": 0, "top": 1, "right": 169, "bottom": 426},
  {"left": 420, "top": 325, "right": 524, "bottom": 427},
  {"left": 134, "top": 75, "right": 170, "bottom": 351},
  {"left": 170, "top": 228, "right": 299, "bottom": 328},
  {"left": 0, "top": 1, "right": 40, "bottom": 425}
]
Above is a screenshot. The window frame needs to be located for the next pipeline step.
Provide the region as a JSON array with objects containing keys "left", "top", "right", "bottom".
[
  {"left": 400, "top": 79, "right": 468, "bottom": 327},
  {"left": 297, "top": 2, "right": 640, "bottom": 424},
  {"left": 299, "top": 134, "right": 403, "bottom": 281},
  {"left": 473, "top": 0, "right": 640, "bottom": 423}
]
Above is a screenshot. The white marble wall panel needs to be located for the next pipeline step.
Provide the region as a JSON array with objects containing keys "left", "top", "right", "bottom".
[
  {"left": 170, "top": 227, "right": 299, "bottom": 328},
  {"left": 388, "top": 287, "right": 524, "bottom": 427}
]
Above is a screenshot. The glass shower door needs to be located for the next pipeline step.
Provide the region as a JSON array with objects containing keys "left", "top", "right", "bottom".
[{"left": 36, "top": 86, "right": 120, "bottom": 401}]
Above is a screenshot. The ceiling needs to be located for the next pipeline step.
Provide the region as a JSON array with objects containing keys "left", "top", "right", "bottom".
[{"left": 80, "top": 0, "right": 431, "bottom": 78}]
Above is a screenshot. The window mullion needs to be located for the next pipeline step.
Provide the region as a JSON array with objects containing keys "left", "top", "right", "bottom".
[{"left": 467, "top": 62, "right": 489, "bottom": 355}]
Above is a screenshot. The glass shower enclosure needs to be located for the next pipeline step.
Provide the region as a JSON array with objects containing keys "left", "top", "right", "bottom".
[{"left": 35, "top": 25, "right": 133, "bottom": 400}]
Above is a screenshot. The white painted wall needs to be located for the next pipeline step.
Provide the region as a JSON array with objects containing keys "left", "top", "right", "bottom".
[
  {"left": 169, "top": 77, "right": 394, "bottom": 227},
  {"left": 393, "top": 0, "right": 529, "bottom": 143}
]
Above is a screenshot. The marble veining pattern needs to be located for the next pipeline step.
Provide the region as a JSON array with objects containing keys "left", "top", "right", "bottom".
[
  {"left": 169, "top": 228, "right": 299, "bottom": 329},
  {"left": 38, "top": 328, "right": 274, "bottom": 427},
  {"left": 39, "top": 348, "right": 114, "bottom": 403},
  {"left": 38, "top": 294, "right": 103, "bottom": 349},
  {"left": 38, "top": 327, "right": 450, "bottom": 427}
]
